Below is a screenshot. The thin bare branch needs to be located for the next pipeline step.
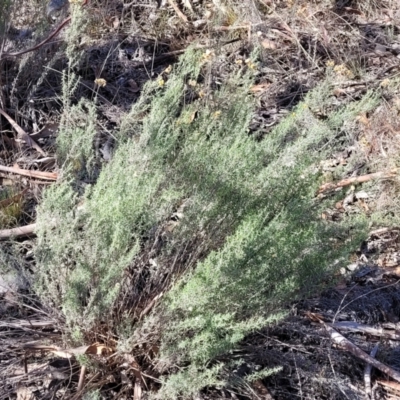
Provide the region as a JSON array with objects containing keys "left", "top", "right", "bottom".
[
  {"left": 322, "top": 320, "right": 400, "bottom": 382},
  {"left": 77, "top": 366, "right": 87, "bottom": 392},
  {"left": 167, "top": 0, "right": 189, "bottom": 23},
  {"left": 0, "top": 108, "right": 46, "bottom": 156},
  {"left": 0, "top": 165, "right": 57, "bottom": 180},
  {"left": 0, "top": 223, "right": 36, "bottom": 240},
  {"left": 318, "top": 169, "right": 398, "bottom": 194}
]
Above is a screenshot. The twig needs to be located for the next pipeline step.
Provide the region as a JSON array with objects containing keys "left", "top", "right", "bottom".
[
  {"left": 0, "top": 108, "right": 45, "bottom": 156},
  {"left": 0, "top": 319, "right": 54, "bottom": 328},
  {"left": 369, "top": 227, "right": 400, "bottom": 236},
  {"left": 321, "top": 319, "right": 400, "bottom": 382},
  {"left": 365, "top": 344, "right": 379, "bottom": 398},
  {"left": 167, "top": 0, "right": 189, "bottom": 23},
  {"left": 330, "top": 321, "right": 400, "bottom": 341},
  {"left": 77, "top": 366, "right": 86, "bottom": 392},
  {"left": 318, "top": 169, "right": 398, "bottom": 194},
  {"left": 0, "top": 165, "right": 57, "bottom": 180},
  {"left": 0, "top": 223, "right": 36, "bottom": 240}
]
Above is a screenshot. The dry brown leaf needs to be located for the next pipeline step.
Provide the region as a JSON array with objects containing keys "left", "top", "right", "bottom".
[
  {"left": 128, "top": 79, "right": 140, "bottom": 93},
  {"left": 250, "top": 82, "right": 271, "bottom": 93},
  {"left": 84, "top": 343, "right": 112, "bottom": 356},
  {"left": 356, "top": 113, "right": 370, "bottom": 127},
  {"left": 358, "top": 198, "right": 369, "bottom": 212},
  {"left": 30, "top": 122, "right": 59, "bottom": 139},
  {"left": 0, "top": 189, "right": 27, "bottom": 209},
  {"left": 261, "top": 38, "right": 276, "bottom": 50},
  {"left": 16, "top": 386, "right": 34, "bottom": 400},
  {"left": 252, "top": 379, "right": 274, "bottom": 399},
  {"left": 378, "top": 380, "right": 400, "bottom": 392},
  {"left": 51, "top": 349, "right": 73, "bottom": 358},
  {"left": 386, "top": 266, "right": 400, "bottom": 276}
]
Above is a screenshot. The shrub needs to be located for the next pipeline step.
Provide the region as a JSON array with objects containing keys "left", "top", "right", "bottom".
[{"left": 35, "top": 46, "right": 378, "bottom": 395}]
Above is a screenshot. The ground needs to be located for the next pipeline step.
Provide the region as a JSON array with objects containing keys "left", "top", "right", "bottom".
[{"left": 1, "top": 0, "right": 400, "bottom": 399}]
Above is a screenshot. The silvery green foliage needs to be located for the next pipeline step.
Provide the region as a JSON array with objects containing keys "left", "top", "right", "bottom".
[{"left": 36, "top": 46, "right": 379, "bottom": 396}]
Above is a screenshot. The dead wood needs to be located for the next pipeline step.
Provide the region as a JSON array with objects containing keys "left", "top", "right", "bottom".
[
  {"left": 318, "top": 169, "right": 398, "bottom": 194},
  {"left": 330, "top": 321, "right": 400, "bottom": 341},
  {"left": 0, "top": 223, "right": 36, "bottom": 240},
  {"left": 77, "top": 366, "right": 87, "bottom": 392},
  {"left": 321, "top": 319, "right": 400, "bottom": 383},
  {"left": 0, "top": 165, "right": 57, "bottom": 180},
  {"left": 167, "top": 0, "right": 189, "bottom": 23},
  {"left": 0, "top": 108, "right": 46, "bottom": 156},
  {"left": 0, "top": 319, "right": 55, "bottom": 329},
  {"left": 369, "top": 227, "right": 400, "bottom": 236},
  {"left": 23, "top": 342, "right": 112, "bottom": 359}
]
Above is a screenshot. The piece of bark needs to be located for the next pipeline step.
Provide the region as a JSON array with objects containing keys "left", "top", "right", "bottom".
[
  {"left": 0, "top": 223, "right": 36, "bottom": 240},
  {"left": 318, "top": 169, "right": 398, "bottom": 194},
  {"left": 0, "top": 165, "right": 57, "bottom": 181}
]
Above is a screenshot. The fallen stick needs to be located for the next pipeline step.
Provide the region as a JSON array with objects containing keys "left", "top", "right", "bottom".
[
  {"left": 0, "top": 165, "right": 57, "bottom": 180},
  {"left": 369, "top": 227, "right": 400, "bottom": 236},
  {"left": 0, "top": 108, "right": 46, "bottom": 156},
  {"left": 77, "top": 366, "right": 87, "bottom": 392},
  {"left": 0, "top": 319, "right": 55, "bottom": 329},
  {"left": 318, "top": 169, "right": 398, "bottom": 194},
  {"left": 330, "top": 321, "right": 400, "bottom": 341},
  {"left": 167, "top": 0, "right": 189, "bottom": 22},
  {"left": 322, "top": 321, "right": 400, "bottom": 382},
  {"left": 0, "top": 223, "right": 36, "bottom": 240}
]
